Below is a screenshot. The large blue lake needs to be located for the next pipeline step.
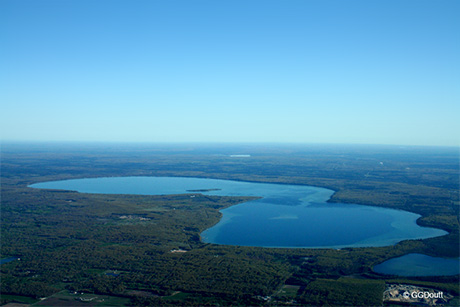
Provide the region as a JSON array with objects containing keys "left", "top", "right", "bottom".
[{"left": 30, "top": 177, "right": 447, "bottom": 249}]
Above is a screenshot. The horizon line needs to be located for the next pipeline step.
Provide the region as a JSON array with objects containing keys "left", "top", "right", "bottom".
[{"left": 1, "top": 139, "right": 459, "bottom": 149}]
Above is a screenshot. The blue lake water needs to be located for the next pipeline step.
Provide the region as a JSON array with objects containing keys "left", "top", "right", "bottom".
[
  {"left": 30, "top": 177, "right": 447, "bottom": 249},
  {"left": 373, "top": 253, "right": 460, "bottom": 276},
  {"left": 0, "top": 257, "right": 19, "bottom": 265}
]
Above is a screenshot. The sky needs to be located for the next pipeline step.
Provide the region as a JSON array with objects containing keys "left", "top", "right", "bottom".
[{"left": 1, "top": 0, "right": 459, "bottom": 146}]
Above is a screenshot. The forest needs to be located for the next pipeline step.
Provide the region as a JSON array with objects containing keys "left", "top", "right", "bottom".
[{"left": 1, "top": 142, "right": 459, "bottom": 306}]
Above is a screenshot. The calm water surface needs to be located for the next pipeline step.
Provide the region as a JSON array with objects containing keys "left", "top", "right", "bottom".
[
  {"left": 0, "top": 257, "right": 19, "bottom": 265},
  {"left": 373, "top": 253, "right": 460, "bottom": 276},
  {"left": 30, "top": 177, "right": 447, "bottom": 249}
]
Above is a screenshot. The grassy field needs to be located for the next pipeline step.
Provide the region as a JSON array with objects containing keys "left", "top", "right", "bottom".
[{"left": 32, "top": 290, "right": 131, "bottom": 306}]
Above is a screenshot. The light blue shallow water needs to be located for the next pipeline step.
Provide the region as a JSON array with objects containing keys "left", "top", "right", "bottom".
[
  {"left": 373, "top": 253, "right": 460, "bottom": 276},
  {"left": 30, "top": 176, "right": 447, "bottom": 249}
]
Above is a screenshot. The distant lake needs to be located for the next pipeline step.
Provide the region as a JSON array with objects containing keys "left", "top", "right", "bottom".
[
  {"left": 0, "top": 257, "right": 19, "bottom": 265},
  {"left": 30, "top": 177, "right": 447, "bottom": 249},
  {"left": 373, "top": 253, "right": 460, "bottom": 276}
]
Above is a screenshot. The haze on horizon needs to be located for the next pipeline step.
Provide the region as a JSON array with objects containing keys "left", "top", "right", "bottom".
[{"left": 1, "top": 0, "right": 459, "bottom": 147}]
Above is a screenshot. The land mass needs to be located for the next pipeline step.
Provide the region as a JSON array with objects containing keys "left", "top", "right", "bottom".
[
  {"left": 1, "top": 143, "right": 458, "bottom": 306},
  {"left": 186, "top": 188, "right": 222, "bottom": 192}
]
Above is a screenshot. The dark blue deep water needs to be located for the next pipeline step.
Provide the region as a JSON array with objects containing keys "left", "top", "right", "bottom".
[
  {"left": 30, "top": 177, "right": 447, "bottom": 249},
  {"left": 0, "top": 257, "right": 19, "bottom": 265},
  {"left": 373, "top": 253, "right": 460, "bottom": 276}
]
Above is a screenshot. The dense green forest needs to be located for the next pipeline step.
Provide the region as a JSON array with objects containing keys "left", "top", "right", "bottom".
[{"left": 1, "top": 143, "right": 459, "bottom": 306}]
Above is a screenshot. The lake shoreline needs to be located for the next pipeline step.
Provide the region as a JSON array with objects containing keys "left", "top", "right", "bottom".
[{"left": 30, "top": 176, "right": 448, "bottom": 249}]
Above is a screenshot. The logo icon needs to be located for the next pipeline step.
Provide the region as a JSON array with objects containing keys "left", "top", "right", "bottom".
[{"left": 403, "top": 291, "right": 410, "bottom": 299}]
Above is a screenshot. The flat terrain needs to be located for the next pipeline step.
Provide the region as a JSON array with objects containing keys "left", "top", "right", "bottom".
[{"left": 1, "top": 143, "right": 459, "bottom": 306}]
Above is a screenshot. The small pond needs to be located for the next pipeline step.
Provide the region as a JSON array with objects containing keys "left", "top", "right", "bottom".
[
  {"left": 373, "top": 253, "right": 460, "bottom": 276},
  {"left": 0, "top": 257, "right": 20, "bottom": 265}
]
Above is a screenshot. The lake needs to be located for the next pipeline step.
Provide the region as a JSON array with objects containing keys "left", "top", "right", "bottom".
[
  {"left": 0, "top": 257, "right": 19, "bottom": 265},
  {"left": 373, "top": 253, "right": 460, "bottom": 276},
  {"left": 30, "top": 176, "right": 447, "bottom": 249}
]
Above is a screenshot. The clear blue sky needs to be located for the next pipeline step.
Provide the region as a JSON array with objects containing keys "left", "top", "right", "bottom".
[{"left": 1, "top": 0, "right": 459, "bottom": 146}]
